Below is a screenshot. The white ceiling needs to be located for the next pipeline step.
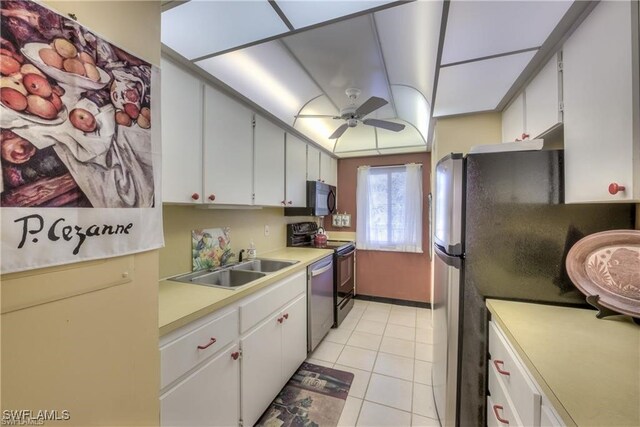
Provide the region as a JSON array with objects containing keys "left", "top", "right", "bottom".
[{"left": 161, "top": 0, "right": 575, "bottom": 157}]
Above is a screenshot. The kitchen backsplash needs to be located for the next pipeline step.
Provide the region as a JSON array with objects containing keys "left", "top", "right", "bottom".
[{"left": 192, "top": 227, "right": 233, "bottom": 271}]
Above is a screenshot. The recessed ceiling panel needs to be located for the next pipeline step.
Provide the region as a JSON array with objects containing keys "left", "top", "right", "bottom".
[
  {"left": 442, "top": 0, "right": 572, "bottom": 64},
  {"left": 294, "top": 95, "right": 340, "bottom": 151},
  {"left": 282, "top": 15, "right": 393, "bottom": 118},
  {"left": 391, "top": 85, "right": 429, "bottom": 144},
  {"left": 376, "top": 120, "right": 426, "bottom": 149},
  {"left": 277, "top": 0, "right": 394, "bottom": 29},
  {"left": 196, "top": 41, "right": 323, "bottom": 126},
  {"left": 162, "top": 1, "right": 289, "bottom": 59},
  {"left": 333, "top": 125, "right": 377, "bottom": 153},
  {"left": 375, "top": 0, "right": 442, "bottom": 102},
  {"left": 434, "top": 51, "right": 537, "bottom": 117}
]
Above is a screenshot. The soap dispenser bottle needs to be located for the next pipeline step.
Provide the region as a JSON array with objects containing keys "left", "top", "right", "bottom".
[{"left": 247, "top": 241, "right": 256, "bottom": 259}]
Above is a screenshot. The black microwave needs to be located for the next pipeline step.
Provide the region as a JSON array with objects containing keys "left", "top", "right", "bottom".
[{"left": 285, "top": 181, "right": 337, "bottom": 217}]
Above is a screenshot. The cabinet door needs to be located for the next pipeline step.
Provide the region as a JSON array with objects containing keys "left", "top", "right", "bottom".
[
  {"left": 501, "top": 93, "right": 524, "bottom": 142},
  {"left": 203, "top": 85, "right": 254, "bottom": 205},
  {"left": 320, "top": 151, "right": 331, "bottom": 184},
  {"left": 329, "top": 156, "right": 338, "bottom": 187},
  {"left": 281, "top": 294, "right": 308, "bottom": 383},
  {"left": 160, "top": 344, "right": 240, "bottom": 427},
  {"left": 254, "top": 115, "right": 285, "bottom": 206},
  {"left": 241, "top": 313, "right": 283, "bottom": 427},
  {"left": 526, "top": 53, "right": 561, "bottom": 139},
  {"left": 307, "top": 144, "right": 320, "bottom": 182},
  {"left": 161, "top": 57, "right": 203, "bottom": 204},
  {"left": 563, "top": 0, "right": 639, "bottom": 202},
  {"left": 285, "top": 134, "right": 307, "bottom": 207}
]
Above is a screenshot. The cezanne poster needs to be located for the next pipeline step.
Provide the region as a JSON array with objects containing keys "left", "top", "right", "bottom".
[{"left": 1, "top": 0, "right": 163, "bottom": 273}]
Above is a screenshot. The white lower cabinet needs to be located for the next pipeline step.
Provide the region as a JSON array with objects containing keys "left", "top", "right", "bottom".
[
  {"left": 281, "top": 294, "right": 308, "bottom": 382},
  {"left": 241, "top": 311, "right": 284, "bottom": 426},
  {"left": 160, "top": 271, "right": 308, "bottom": 427},
  {"left": 160, "top": 343, "right": 240, "bottom": 427},
  {"left": 488, "top": 321, "right": 564, "bottom": 427}
]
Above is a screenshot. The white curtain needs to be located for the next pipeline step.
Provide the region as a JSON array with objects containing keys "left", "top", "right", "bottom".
[{"left": 356, "top": 163, "right": 422, "bottom": 253}]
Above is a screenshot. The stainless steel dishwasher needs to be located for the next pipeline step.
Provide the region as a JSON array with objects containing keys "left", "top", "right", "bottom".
[{"left": 307, "top": 255, "right": 334, "bottom": 352}]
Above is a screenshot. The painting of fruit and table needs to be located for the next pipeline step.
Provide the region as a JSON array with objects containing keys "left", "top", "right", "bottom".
[{"left": 0, "top": 0, "right": 155, "bottom": 208}]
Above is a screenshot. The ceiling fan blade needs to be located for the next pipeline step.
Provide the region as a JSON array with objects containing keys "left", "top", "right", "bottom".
[
  {"left": 363, "top": 119, "right": 406, "bottom": 132},
  {"left": 295, "top": 114, "right": 340, "bottom": 119},
  {"left": 355, "top": 96, "right": 388, "bottom": 117},
  {"left": 329, "top": 123, "right": 349, "bottom": 139}
]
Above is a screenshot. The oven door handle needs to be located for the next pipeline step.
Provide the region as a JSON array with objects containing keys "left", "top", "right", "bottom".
[
  {"left": 311, "top": 262, "right": 333, "bottom": 277},
  {"left": 338, "top": 248, "right": 356, "bottom": 258}
]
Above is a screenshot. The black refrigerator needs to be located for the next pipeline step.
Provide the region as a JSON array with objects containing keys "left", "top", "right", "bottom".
[{"left": 432, "top": 149, "right": 635, "bottom": 427}]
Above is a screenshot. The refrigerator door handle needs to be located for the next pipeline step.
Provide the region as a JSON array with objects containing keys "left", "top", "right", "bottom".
[{"left": 434, "top": 244, "right": 462, "bottom": 269}]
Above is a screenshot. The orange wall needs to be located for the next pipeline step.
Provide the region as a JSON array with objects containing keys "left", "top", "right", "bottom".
[{"left": 325, "top": 152, "right": 432, "bottom": 303}]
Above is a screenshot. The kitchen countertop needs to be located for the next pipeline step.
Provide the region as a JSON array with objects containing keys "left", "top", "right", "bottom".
[
  {"left": 159, "top": 247, "right": 333, "bottom": 337},
  {"left": 486, "top": 299, "right": 640, "bottom": 427}
]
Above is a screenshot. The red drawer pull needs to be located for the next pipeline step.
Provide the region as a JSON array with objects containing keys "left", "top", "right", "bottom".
[
  {"left": 277, "top": 317, "right": 284, "bottom": 324},
  {"left": 283, "top": 313, "right": 289, "bottom": 319},
  {"left": 231, "top": 351, "right": 240, "bottom": 360},
  {"left": 197, "top": 337, "right": 216, "bottom": 350},
  {"left": 493, "top": 360, "right": 510, "bottom": 376},
  {"left": 608, "top": 182, "right": 626, "bottom": 195},
  {"left": 493, "top": 405, "right": 509, "bottom": 424}
]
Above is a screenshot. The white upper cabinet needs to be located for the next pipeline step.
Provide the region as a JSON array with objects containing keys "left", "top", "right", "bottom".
[
  {"left": 285, "top": 134, "right": 307, "bottom": 207},
  {"left": 203, "top": 86, "right": 254, "bottom": 205},
  {"left": 307, "top": 144, "right": 320, "bottom": 182},
  {"left": 563, "top": 0, "right": 639, "bottom": 202},
  {"left": 329, "top": 156, "right": 338, "bottom": 187},
  {"left": 254, "top": 115, "right": 285, "bottom": 206},
  {"left": 161, "top": 58, "right": 204, "bottom": 204},
  {"left": 502, "top": 92, "right": 525, "bottom": 142},
  {"left": 525, "top": 53, "right": 562, "bottom": 139},
  {"left": 501, "top": 53, "right": 562, "bottom": 143},
  {"left": 319, "top": 151, "right": 331, "bottom": 184}
]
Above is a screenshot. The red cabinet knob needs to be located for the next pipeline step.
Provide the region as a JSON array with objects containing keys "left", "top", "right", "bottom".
[
  {"left": 493, "top": 405, "right": 509, "bottom": 424},
  {"left": 277, "top": 317, "right": 284, "bottom": 324},
  {"left": 281, "top": 200, "right": 286, "bottom": 205},
  {"left": 208, "top": 194, "right": 216, "bottom": 201},
  {"left": 231, "top": 351, "right": 240, "bottom": 360},
  {"left": 283, "top": 313, "right": 289, "bottom": 319},
  {"left": 493, "top": 360, "right": 510, "bottom": 376},
  {"left": 608, "top": 182, "right": 626, "bottom": 195},
  {"left": 287, "top": 201, "right": 292, "bottom": 205},
  {"left": 197, "top": 337, "right": 216, "bottom": 350},
  {"left": 191, "top": 193, "right": 200, "bottom": 200}
]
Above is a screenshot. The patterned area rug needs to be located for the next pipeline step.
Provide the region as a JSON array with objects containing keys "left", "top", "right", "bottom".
[{"left": 256, "top": 362, "right": 354, "bottom": 427}]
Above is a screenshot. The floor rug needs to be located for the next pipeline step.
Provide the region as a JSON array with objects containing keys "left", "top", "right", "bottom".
[{"left": 256, "top": 362, "right": 355, "bottom": 427}]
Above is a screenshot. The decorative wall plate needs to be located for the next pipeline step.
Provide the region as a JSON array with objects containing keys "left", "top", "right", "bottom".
[{"left": 566, "top": 230, "right": 640, "bottom": 318}]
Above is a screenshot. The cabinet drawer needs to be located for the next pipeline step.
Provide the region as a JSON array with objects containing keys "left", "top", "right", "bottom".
[
  {"left": 489, "top": 321, "right": 541, "bottom": 426},
  {"left": 161, "top": 309, "right": 239, "bottom": 389},
  {"left": 240, "top": 270, "right": 306, "bottom": 333},
  {"left": 488, "top": 364, "right": 523, "bottom": 426}
]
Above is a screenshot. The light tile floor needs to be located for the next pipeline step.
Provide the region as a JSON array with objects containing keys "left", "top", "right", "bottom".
[{"left": 307, "top": 299, "right": 437, "bottom": 427}]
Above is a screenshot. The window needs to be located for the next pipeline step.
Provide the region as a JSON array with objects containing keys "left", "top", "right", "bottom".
[{"left": 356, "top": 164, "right": 423, "bottom": 253}]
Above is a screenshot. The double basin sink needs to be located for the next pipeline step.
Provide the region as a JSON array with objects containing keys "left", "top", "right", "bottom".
[{"left": 169, "top": 259, "right": 299, "bottom": 290}]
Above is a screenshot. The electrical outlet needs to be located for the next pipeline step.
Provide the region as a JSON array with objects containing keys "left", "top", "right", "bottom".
[{"left": 264, "top": 225, "right": 270, "bottom": 236}]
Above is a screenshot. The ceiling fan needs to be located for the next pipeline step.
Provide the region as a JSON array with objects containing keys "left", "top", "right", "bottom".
[{"left": 295, "top": 88, "right": 405, "bottom": 139}]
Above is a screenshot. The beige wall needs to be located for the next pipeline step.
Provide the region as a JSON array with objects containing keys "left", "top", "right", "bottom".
[
  {"left": 160, "top": 206, "right": 312, "bottom": 279},
  {"left": 1, "top": 1, "right": 161, "bottom": 425}
]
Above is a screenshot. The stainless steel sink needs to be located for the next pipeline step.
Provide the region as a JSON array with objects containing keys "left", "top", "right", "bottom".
[
  {"left": 168, "top": 258, "right": 297, "bottom": 290},
  {"left": 170, "top": 269, "right": 266, "bottom": 289},
  {"left": 232, "top": 258, "right": 299, "bottom": 273}
]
